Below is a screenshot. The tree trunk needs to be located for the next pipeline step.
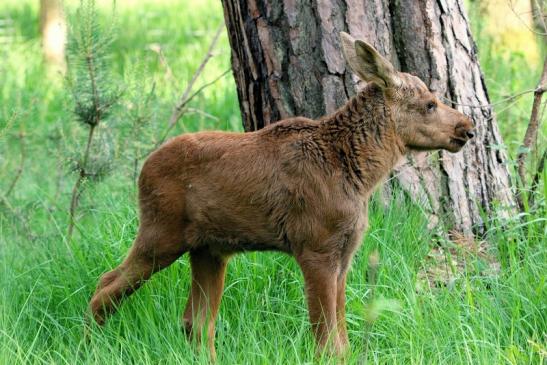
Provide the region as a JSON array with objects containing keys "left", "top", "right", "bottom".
[
  {"left": 221, "top": 0, "right": 515, "bottom": 236},
  {"left": 40, "top": 0, "right": 66, "bottom": 72},
  {"left": 530, "top": 0, "right": 546, "bottom": 33}
]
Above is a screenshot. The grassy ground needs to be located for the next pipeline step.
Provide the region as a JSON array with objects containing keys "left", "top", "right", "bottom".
[{"left": 0, "top": 0, "right": 545, "bottom": 364}]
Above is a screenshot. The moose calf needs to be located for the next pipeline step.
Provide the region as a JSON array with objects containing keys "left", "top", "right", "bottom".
[{"left": 89, "top": 32, "right": 474, "bottom": 358}]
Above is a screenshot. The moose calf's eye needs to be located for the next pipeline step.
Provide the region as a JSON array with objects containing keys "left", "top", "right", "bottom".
[{"left": 426, "top": 101, "right": 437, "bottom": 112}]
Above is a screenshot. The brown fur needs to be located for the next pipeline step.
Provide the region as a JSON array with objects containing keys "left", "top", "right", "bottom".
[{"left": 89, "top": 33, "right": 474, "bottom": 359}]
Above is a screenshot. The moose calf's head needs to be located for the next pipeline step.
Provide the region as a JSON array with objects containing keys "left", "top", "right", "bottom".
[{"left": 341, "top": 32, "right": 474, "bottom": 153}]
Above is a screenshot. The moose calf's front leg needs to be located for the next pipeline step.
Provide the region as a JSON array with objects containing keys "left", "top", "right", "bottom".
[
  {"left": 182, "top": 249, "right": 228, "bottom": 362},
  {"left": 336, "top": 271, "right": 349, "bottom": 350},
  {"left": 297, "top": 252, "right": 342, "bottom": 355}
]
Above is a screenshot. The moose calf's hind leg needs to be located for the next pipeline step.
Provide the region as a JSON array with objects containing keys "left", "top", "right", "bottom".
[
  {"left": 89, "top": 253, "right": 154, "bottom": 325},
  {"left": 89, "top": 224, "right": 184, "bottom": 325},
  {"left": 182, "top": 249, "right": 228, "bottom": 361}
]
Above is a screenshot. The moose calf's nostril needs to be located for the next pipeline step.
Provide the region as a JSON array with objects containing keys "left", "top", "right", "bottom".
[{"left": 466, "top": 130, "right": 475, "bottom": 139}]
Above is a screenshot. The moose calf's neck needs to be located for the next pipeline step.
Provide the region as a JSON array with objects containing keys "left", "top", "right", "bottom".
[{"left": 317, "top": 83, "right": 405, "bottom": 194}]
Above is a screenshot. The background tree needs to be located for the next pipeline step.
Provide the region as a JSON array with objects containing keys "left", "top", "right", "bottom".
[
  {"left": 221, "top": 0, "right": 516, "bottom": 236},
  {"left": 40, "top": 0, "right": 66, "bottom": 71},
  {"left": 530, "top": 0, "right": 546, "bottom": 33}
]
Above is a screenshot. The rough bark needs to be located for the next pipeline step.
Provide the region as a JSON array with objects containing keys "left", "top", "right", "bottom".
[
  {"left": 221, "top": 0, "right": 515, "bottom": 236},
  {"left": 40, "top": 0, "right": 66, "bottom": 71}
]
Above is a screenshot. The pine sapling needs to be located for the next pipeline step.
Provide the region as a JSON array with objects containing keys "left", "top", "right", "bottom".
[{"left": 66, "top": 0, "right": 120, "bottom": 240}]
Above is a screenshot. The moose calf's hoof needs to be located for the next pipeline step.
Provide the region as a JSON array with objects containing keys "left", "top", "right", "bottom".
[{"left": 181, "top": 318, "right": 193, "bottom": 338}]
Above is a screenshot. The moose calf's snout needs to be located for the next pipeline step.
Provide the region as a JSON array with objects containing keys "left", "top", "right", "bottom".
[
  {"left": 464, "top": 115, "right": 475, "bottom": 139},
  {"left": 456, "top": 116, "right": 475, "bottom": 140}
]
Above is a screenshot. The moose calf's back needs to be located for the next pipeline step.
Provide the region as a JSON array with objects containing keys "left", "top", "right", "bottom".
[{"left": 139, "top": 116, "right": 367, "bottom": 256}]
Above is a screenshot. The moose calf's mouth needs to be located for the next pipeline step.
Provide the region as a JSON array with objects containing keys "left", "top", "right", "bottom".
[{"left": 450, "top": 138, "right": 467, "bottom": 147}]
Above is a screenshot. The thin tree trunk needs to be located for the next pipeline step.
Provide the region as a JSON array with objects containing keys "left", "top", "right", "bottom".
[
  {"left": 221, "top": 0, "right": 516, "bottom": 237},
  {"left": 530, "top": 0, "right": 546, "bottom": 33},
  {"left": 40, "top": 0, "right": 66, "bottom": 71}
]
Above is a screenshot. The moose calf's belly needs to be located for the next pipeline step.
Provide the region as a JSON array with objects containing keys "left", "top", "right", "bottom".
[
  {"left": 182, "top": 191, "right": 288, "bottom": 254},
  {"left": 182, "top": 219, "right": 288, "bottom": 255}
]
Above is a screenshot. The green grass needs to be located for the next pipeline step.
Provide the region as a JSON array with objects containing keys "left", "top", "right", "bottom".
[{"left": 1, "top": 0, "right": 546, "bottom": 364}]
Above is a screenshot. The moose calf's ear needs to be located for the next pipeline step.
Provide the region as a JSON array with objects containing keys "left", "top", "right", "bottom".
[{"left": 340, "top": 32, "right": 400, "bottom": 89}]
